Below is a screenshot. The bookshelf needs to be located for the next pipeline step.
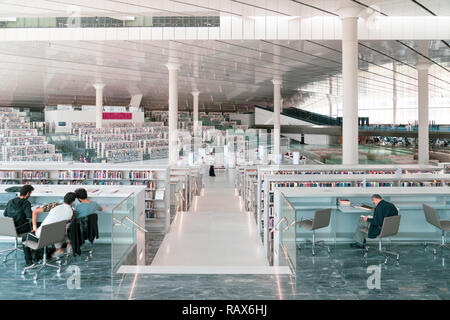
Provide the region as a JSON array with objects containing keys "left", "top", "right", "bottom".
[
  {"left": 253, "top": 167, "right": 449, "bottom": 260},
  {"left": 255, "top": 164, "right": 444, "bottom": 241},
  {"left": 0, "top": 163, "right": 174, "bottom": 233}
]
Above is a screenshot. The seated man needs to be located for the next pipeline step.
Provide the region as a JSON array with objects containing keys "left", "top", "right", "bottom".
[
  {"left": 23, "top": 192, "right": 76, "bottom": 266},
  {"left": 3, "top": 185, "right": 34, "bottom": 234},
  {"left": 351, "top": 194, "right": 399, "bottom": 248},
  {"left": 74, "top": 188, "right": 102, "bottom": 238}
]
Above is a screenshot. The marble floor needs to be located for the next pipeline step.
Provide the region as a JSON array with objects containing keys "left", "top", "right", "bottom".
[
  {"left": 0, "top": 241, "right": 448, "bottom": 299},
  {"left": 150, "top": 170, "right": 269, "bottom": 268},
  {"left": 0, "top": 170, "right": 448, "bottom": 300}
]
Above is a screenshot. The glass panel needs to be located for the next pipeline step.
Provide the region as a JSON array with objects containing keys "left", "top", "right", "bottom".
[
  {"left": 279, "top": 194, "right": 296, "bottom": 273},
  {"left": 111, "top": 193, "right": 136, "bottom": 273}
]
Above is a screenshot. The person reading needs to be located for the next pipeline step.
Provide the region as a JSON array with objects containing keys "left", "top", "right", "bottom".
[{"left": 351, "top": 194, "right": 399, "bottom": 248}]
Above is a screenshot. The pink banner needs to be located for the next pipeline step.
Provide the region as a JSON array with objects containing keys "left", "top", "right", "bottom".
[{"left": 102, "top": 112, "right": 132, "bottom": 120}]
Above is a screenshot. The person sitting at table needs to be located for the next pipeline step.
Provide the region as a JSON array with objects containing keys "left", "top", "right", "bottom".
[
  {"left": 351, "top": 194, "right": 399, "bottom": 248},
  {"left": 23, "top": 192, "right": 76, "bottom": 265},
  {"left": 74, "top": 188, "right": 102, "bottom": 241},
  {"left": 3, "top": 185, "right": 34, "bottom": 234}
]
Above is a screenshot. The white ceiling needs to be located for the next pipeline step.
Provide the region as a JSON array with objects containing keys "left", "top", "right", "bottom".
[
  {"left": 1, "top": 0, "right": 450, "bottom": 17},
  {"left": 0, "top": 0, "right": 449, "bottom": 110}
]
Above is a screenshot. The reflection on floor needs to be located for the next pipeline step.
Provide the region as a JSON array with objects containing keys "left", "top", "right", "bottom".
[
  {"left": 0, "top": 243, "right": 113, "bottom": 300},
  {"left": 1, "top": 242, "right": 447, "bottom": 299}
]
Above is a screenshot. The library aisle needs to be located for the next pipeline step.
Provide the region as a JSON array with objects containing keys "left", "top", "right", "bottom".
[
  {"left": 152, "top": 169, "right": 268, "bottom": 270},
  {"left": 118, "top": 169, "right": 290, "bottom": 275}
]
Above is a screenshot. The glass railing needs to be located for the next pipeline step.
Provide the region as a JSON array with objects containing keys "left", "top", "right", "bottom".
[
  {"left": 278, "top": 194, "right": 297, "bottom": 273},
  {"left": 111, "top": 193, "right": 136, "bottom": 273},
  {"left": 0, "top": 16, "right": 220, "bottom": 29}
]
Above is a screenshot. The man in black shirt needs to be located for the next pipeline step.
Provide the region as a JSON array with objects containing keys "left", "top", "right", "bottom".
[
  {"left": 351, "top": 194, "right": 398, "bottom": 248},
  {"left": 3, "top": 185, "right": 34, "bottom": 234}
]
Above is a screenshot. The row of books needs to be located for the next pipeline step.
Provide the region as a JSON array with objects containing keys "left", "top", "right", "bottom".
[
  {"left": 91, "top": 170, "right": 123, "bottom": 180},
  {"left": 58, "top": 170, "right": 89, "bottom": 179},
  {"left": 148, "top": 146, "right": 169, "bottom": 159},
  {"left": 104, "top": 149, "right": 143, "bottom": 162},
  {"left": 0, "top": 128, "right": 38, "bottom": 137},
  {"left": 145, "top": 190, "right": 165, "bottom": 200},
  {"left": 22, "top": 171, "right": 50, "bottom": 179},
  {"left": 10, "top": 154, "right": 63, "bottom": 162},
  {"left": 2, "top": 144, "right": 56, "bottom": 161},
  {"left": 0, "top": 171, "right": 17, "bottom": 179},
  {"left": 0, "top": 136, "right": 46, "bottom": 146},
  {"left": 128, "top": 171, "right": 155, "bottom": 180}
]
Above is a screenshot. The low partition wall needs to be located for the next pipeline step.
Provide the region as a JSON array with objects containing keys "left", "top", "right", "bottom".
[{"left": 272, "top": 187, "right": 450, "bottom": 266}]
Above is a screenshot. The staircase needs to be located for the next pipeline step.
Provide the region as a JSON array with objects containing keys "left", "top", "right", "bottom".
[
  {"left": 255, "top": 105, "right": 340, "bottom": 126},
  {"left": 145, "top": 217, "right": 167, "bottom": 264}
]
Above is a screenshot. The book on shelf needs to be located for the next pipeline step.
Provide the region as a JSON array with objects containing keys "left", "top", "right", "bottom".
[
  {"left": 92, "top": 170, "right": 123, "bottom": 180},
  {"left": 58, "top": 170, "right": 88, "bottom": 180},
  {"left": 129, "top": 171, "right": 155, "bottom": 180},
  {"left": 22, "top": 171, "right": 49, "bottom": 179}
]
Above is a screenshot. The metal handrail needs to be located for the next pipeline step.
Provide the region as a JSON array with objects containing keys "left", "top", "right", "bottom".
[
  {"left": 112, "top": 216, "right": 148, "bottom": 233},
  {"left": 111, "top": 192, "right": 135, "bottom": 212},
  {"left": 269, "top": 216, "right": 290, "bottom": 233}
]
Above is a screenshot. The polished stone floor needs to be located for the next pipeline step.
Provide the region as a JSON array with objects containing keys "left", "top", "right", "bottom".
[
  {"left": 0, "top": 242, "right": 448, "bottom": 300},
  {"left": 152, "top": 170, "right": 268, "bottom": 267}
]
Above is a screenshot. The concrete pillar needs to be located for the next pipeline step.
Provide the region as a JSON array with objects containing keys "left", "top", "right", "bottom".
[
  {"left": 328, "top": 77, "right": 333, "bottom": 117},
  {"left": 272, "top": 79, "right": 282, "bottom": 164},
  {"left": 341, "top": 16, "right": 359, "bottom": 165},
  {"left": 392, "top": 62, "right": 397, "bottom": 125},
  {"left": 166, "top": 63, "right": 180, "bottom": 165},
  {"left": 417, "top": 63, "right": 431, "bottom": 164},
  {"left": 93, "top": 83, "right": 105, "bottom": 129},
  {"left": 192, "top": 91, "right": 200, "bottom": 135}
]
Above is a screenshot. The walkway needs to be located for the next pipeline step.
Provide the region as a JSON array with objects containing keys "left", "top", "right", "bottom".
[{"left": 118, "top": 168, "right": 290, "bottom": 274}]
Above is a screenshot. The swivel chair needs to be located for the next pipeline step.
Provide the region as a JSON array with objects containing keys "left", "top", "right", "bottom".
[
  {"left": 297, "top": 208, "right": 332, "bottom": 256},
  {"left": 22, "top": 220, "right": 66, "bottom": 281},
  {"left": 363, "top": 215, "right": 401, "bottom": 264},
  {"left": 0, "top": 217, "right": 26, "bottom": 263},
  {"left": 422, "top": 204, "right": 449, "bottom": 255}
]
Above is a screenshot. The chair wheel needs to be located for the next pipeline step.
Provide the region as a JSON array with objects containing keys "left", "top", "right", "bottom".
[{"left": 3, "top": 258, "right": 6, "bottom": 263}]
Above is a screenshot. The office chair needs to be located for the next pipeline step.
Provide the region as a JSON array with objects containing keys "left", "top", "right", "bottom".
[
  {"left": 297, "top": 208, "right": 332, "bottom": 256},
  {"left": 22, "top": 220, "right": 66, "bottom": 281},
  {"left": 363, "top": 215, "right": 401, "bottom": 264},
  {"left": 0, "top": 216, "right": 26, "bottom": 263},
  {"left": 422, "top": 204, "right": 450, "bottom": 255}
]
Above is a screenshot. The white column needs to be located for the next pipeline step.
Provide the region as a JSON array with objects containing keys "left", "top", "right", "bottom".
[
  {"left": 166, "top": 63, "right": 180, "bottom": 165},
  {"left": 328, "top": 77, "right": 333, "bottom": 117},
  {"left": 93, "top": 83, "right": 105, "bottom": 129},
  {"left": 341, "top": 17, "right": 359, "bottom": 165},
  {"left": 192, "top": 91, "right": 200, "bottom": 135},
  {"left": 392, "top": 62, "right": 397, "bottom": 125},
  {"left": 417, "top": 63, "right": 430, "bottom": 164},
  {"left": 272, "top": 79, "right": 282, "bottom": 164}
]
